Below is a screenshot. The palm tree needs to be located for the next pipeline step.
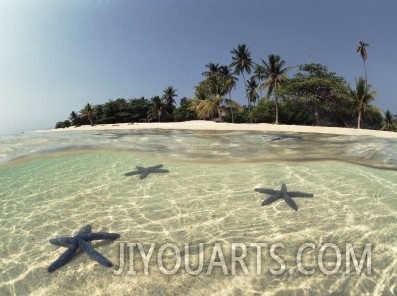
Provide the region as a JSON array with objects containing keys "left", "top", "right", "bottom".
[
  {"left": 224, "top": 98, "right": 242, "bottom": 122},
  {"left": 162, "top": 86, "right": 177, "bottom": 119},
  {"left": 356, "top": 41, "right": 369, "bottom": 85},
  {"left": 259, "top": 54, "right": 290, "bottom": 124},
  {"left": 188, "top": 95, "right": 223, "bottom": 120},
  {"left": 69, "top": 111, "right": 79, "bottom": 126},
  {"left": 381, "top": 110, "right": 396, "bottom": 131},
  {"left": 80, "top": 103, "right": 95, "bottom": 125},
  {"left": 189, "top": 69, "right": 239, "bottom": 121},
  {"left": 188, "top": 82, "right": 217, "bottom": 120},
  {"left": 230, "top": 43, "right": 253, "bottom": 122},
  {"left": 202, "top": 63, "right": 220, "bottom": 77},
  {"left": 253, "top": 63, "right": 266, "bottom": 99},
  {"left": 246, "top": 77, "right": 259, "bottom": 107},
  {"left": 219, "top": 66, "right": 238, "bottom": 93},
  {"left": 219, "top": 65, "right": 238, "bottom": 122},
  {"left": 350, "top": 77, "right": 376, "bottom": 129},
  {"left": 148, "top": 96, "right": 163, "bottom": 122}
]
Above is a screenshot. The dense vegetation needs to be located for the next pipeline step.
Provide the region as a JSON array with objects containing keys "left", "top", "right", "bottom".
[{"left": 56, "top": 42, "right": 397, "bottom": 131}]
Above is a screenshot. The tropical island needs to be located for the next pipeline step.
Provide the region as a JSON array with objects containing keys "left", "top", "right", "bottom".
[{"left": 55, "top": 42, "right": 397, "bottom": 132}]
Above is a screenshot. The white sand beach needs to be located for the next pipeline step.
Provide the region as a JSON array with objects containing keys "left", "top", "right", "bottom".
[{"left": 38, "top": 120, "right": 397, "bottom": 139}]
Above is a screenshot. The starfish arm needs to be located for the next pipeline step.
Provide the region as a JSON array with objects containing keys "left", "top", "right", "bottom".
[
  {"left": 50, "top": 225, "right": 93, "bottom": 246},
  {"left": 48, "top": 240, "right": 79, "bottom": 272},
  {"left": 280, "top": 183, "right": 288, "bottom": 194},
  {"left": 154, "top": 169, "right": 169, "bottom": 173},
  {"left": 139, "top": 170, "right": 149, "bottom": 179},
  {"left": 80, "top": 232, "right": 120, "bottom": 241},
  {"left": 283, "top": 195, "right": 299, "bottom": 211},
  {"left": 78, "top": 238, "right": 113, "bottom": 267},
  {"left": 255, "top": 188, "right": 279, "bottom": 195},
  {"left": 124, "top": 171, "right": 138, "bottom": 176},
  {"left": 149, "top": 164, "right": 163, "bottom": 170},
  {"left": 76, "top": 224, "right": 92, "bottom": 235},
  {"left": 288, "top": 191, "right": 314, "bottom": 198},
  {"left": 261, "top": 194, "right": 281, "bottom": 206},
  {"left": 50, "top": 236, "right": 75, "bottom": 247}
]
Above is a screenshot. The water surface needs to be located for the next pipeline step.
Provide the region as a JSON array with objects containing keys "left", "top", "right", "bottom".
[{"left": 0, "top": 129, "right": 396, "bottom": 295}]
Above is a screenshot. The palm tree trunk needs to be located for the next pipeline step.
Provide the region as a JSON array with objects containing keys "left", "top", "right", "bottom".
[
  {"left": 242, "top": 72, "right": 253, "bottom": 123},
  {"left": 258, "top": 88, "right": 264, "bottom": 101},
  {"left": 357, "top": 111, "right": 362, "bottom": 129},
  {"left": 363, "top": 60, "right": 368, "bottom": 87},
  {"left": 229, "top": 93, "right": 234, "bottom": 123},
  {"left": 274, "top": 97, "right": 279, "bottom": 124}
]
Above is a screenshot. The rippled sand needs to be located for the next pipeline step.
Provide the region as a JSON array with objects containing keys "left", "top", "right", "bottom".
[{"left": 1, "top": 148, "right": 396, "bottom": 295}]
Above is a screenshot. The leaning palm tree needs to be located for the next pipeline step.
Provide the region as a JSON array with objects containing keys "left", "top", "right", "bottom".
[
  {"left": 188, "top": 95, "right": 223, "bottom": 120},
  {"left": 188, "top": 84, "right": 218, "bottom": 120},
  {"left": 189, "top": 72, "right": 238, "bottom": 121},
  {"left": 350, "top": 77, "right": 376, "bottom": 129},
  {"left": 259, "top": 54, "right": 291, "bottom": 124},
  {"left": 356, "top": 41, "right": 369, "bottom": 85},
  {"left": 80, "top": 103, "right": 95, "bottom": 125},
  {"left": 230, "top": 43, "right": 253, "bottom": 122}
]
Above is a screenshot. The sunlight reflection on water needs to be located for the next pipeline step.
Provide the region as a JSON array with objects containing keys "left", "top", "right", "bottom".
[{"left": 0, "top": 130, "right": 396, "bottom": 295}]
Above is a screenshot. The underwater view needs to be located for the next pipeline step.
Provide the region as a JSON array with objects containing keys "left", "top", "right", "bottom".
[{"left": 0, "top": 129, "right": 396, "bottom": 295}]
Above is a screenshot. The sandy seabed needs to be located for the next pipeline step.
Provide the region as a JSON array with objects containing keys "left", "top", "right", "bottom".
[
  {"left": 38, "top": 120, "right": 397, "bottom": 139},
  {"left": 4, "top": 120, "right": 394, "bottom": 295}
]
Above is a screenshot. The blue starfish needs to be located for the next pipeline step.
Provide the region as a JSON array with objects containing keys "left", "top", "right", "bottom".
[
  {"left": 255, "top": 183, "right": 313, "bottom": 211},
  {"left": 48, "top": 225, "right": 120, "bottom": 272},
  {"left": 124, "top": 164, "right": 169, "bottom": 179}
]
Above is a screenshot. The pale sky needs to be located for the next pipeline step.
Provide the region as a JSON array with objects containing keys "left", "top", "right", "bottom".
[{"left": 1, "top": 0, "right": 396, "bottom": 135}]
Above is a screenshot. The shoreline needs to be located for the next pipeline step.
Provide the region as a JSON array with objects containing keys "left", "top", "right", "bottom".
[{"left": 35, "top": 120, "right": 397, "bottom": 139}]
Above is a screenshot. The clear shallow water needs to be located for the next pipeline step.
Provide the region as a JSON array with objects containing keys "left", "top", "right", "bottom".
[{"left": 0, "top": 129, "right": 396, "bottom": 295}]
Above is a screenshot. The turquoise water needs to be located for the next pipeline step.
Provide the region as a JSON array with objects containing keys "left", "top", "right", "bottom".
[{"left": 0, "top": 129, "right": 396, "bottom": 295}]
